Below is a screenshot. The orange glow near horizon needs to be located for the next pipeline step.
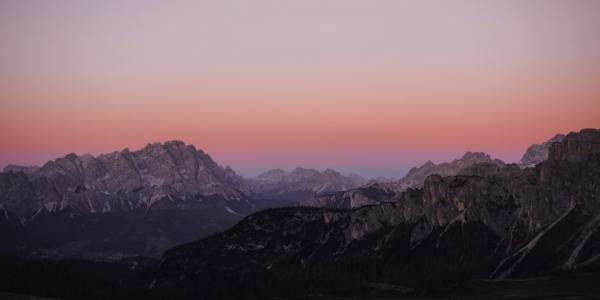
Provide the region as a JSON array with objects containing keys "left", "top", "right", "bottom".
[{"left": 1, "top": 1, "right": 600, "bottom": 177}]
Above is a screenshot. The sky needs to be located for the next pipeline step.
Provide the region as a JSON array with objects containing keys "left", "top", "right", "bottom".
[{"left": 1, "top": 0, "right": 600, "bottom": 178}]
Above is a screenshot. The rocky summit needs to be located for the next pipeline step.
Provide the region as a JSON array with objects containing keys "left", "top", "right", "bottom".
[
  {"left": 519, "top": 133, "right": 566, "bottom": 167},
  {"left": 301, "top": 151, "right": 506, "bottom": 209},
  {"left": 0, "top": 141, "right": 259, "bottom": 258},
  {"left": 247, "top": 167, "right": 367, "bottom": 205},
  {"left": 0, "top": 140, "right": 256, "bottom": 218},
  {"left": 396, "top": 151, "right": 506, "bottom": 190},
  {"left": 0, "top": 141, "right": 367, "bottom": 259},
  {"left": 152, "top": 128, "right": 600, "bottom": 299}
]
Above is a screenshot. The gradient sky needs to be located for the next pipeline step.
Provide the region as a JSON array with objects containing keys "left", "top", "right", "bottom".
[{"left": 1, "top": 0, "right": 600, "bottom": 178}]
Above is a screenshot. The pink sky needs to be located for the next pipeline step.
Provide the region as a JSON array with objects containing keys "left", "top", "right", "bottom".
[{"left": 1, "top": 0, "right": 600, "bottom": 177}]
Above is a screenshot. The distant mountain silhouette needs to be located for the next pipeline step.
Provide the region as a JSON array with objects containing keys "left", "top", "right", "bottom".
[{"left": 247, "top": 167, "right": 367, "bottom": 205}]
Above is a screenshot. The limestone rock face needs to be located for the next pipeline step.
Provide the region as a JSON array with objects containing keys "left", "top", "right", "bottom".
[
  {"left": 397, "top": 152, "right": 506, "bottom": 190},
  {"left": 0, "top": 140, "right": 251, "bottom": 220},
  {"left": 153, "top": 129, "right": 600, "bottom": 297},
  {"left": 0, "top": 141, "right": 257, "bottom": 258},
  {"left": 547, "top": 129, "right": 600, "bottom": 162},
  {"left": 301, "top": 133, "right": 583, "bottom": 210},
  {"left": 520, "top": 133, "right": 565, "bottom": 167},
  {"left": 301, "top": 151, "right": 505, "bottom": 209}
]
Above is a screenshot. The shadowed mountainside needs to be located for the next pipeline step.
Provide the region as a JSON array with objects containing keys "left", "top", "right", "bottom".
[{"left": 151, "top": 128, "right": 600, "bottom": 299}]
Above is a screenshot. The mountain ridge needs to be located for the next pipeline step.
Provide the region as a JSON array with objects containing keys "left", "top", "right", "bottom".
[
  {"left": 1, "top": 140, "right": 251, "bottom": 219},
  {"left": 520, "top": 133, "right": 566, "bottom": 167},
  {"left": 151, "top": 128, "right": 600, "bottom": 299},
  {"left": 301, "top": 151, "right": 507, "bottom": 209},
  {"left": 0, "top": 140, "right": 259, "bottom": 258},
  {"left": 247, "top": 167, "right": 367, "bottom": 205}
]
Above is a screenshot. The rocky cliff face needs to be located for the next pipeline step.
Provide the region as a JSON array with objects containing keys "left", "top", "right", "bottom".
[
  {"left": 0, "top": 141, "right": 259, "bottom": 258},
  {"left": 0, "top": 141, "right": 369, "bottom": 258},
  {"left": 152, "top": 129, "right": 600, "bottom": 299},
  {"left": 301, "top": 151, "right": 505, "bottom": 209},
  {"left": 396, "top": 151, "right": 506, "bottom": 190},
  {"left": 0, "top": 141, "right": 252, "bottom": 220},
  {"left": 520, "top": 133, "right": 565, "bottom": 167},
  {"left": 247, "top": 167, "right": 366, "bottom": 205}
]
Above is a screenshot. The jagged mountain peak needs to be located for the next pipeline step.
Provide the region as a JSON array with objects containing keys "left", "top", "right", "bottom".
[
  {"left": 135, "top": 140, "right": 204, "bottom": 155},
  {"left": 398, "top": 151, "right": 505, "bottom": 189},
  {"left": 1, "top": 141, "right": 252, "bottom": 219},
  {"left": 139, "top": 140, "right": 188, "bottom": 154},
  {"left": 0, "top": 141, "right": 304, "bottom": 258},
  {"left": 460, "top": 151, "right": 491, "bottom": 160},
  {"left": 548, "top": 128, "right": 600, "bottom": 162},
  {"left": 64, "top": 152, "right": 79, "bottom": 161},
  {"left": 255, "top": 167, "right": 350, "bottom": 182},
  {"left": 520, "top": 133, "right": 566, "bottom": 167},
  {"left": 163, "top": 139, "right": 187, "bottom": 147},
  {"left": 300, "top": 151, "right": 506, "bottom": 209},
  {"left": 248, "top": 167, "right": 365, "bottom": 201},
  {"left": 421, "top": 160, "right": 435, "bottom": 168}
]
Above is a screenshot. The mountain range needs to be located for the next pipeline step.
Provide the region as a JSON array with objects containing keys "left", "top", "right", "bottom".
[
  {"left": 150, "top": 128, "right": 600, "bottom": 299},
  {"left": 1, "top": 129, "right": 598, "bottom": 299},
  {"left": 0, "top": 142, "right": 365, "bottom": 259},
  {"left": 299, "top": 133, "right": 568, "bottom": 210},
  {"left": 0, "top": 133, "right": 568, "bottom": 260},
  {"left": 248, "top": 167, "right": 367, "bottom": 205},
  {"left": 301, "top": 151, "right": 507, "bottom": 209},
  {"left": 0, "top": 141, "right": 257, "bottom": 258}
]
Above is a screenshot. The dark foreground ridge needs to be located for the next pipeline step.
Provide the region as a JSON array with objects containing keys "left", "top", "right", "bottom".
[{"left": 150, "top": 128, "right": 600, "bottom": 299}]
